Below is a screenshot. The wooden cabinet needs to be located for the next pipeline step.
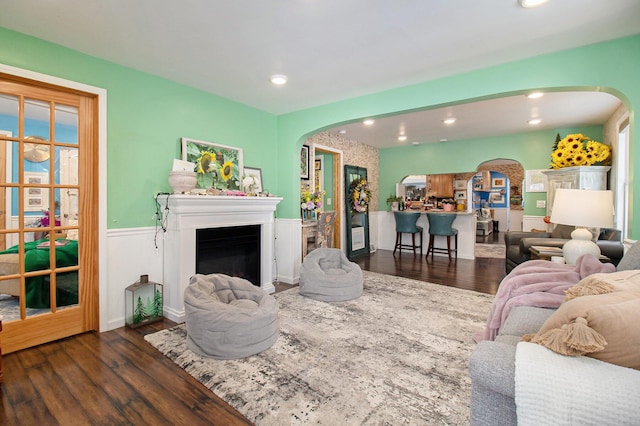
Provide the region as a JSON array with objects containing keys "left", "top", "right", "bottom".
[{"left": 427, "top": 174, "right": 454, "bottom": 198}]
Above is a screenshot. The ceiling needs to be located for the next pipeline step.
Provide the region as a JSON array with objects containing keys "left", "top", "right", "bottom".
[
  {"left": 325, "top": 91, "right": 623, "bottom": 148},
  {"left": 0, "top": 1, "right": 637, "bottom": 146}
]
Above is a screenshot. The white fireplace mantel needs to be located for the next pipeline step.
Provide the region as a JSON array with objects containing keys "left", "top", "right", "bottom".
[{"left": 157, "top": 194, "right": 282, "bottom": 323}]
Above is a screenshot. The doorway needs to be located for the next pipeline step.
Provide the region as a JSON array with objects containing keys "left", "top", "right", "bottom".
[
  {"left": 313, "top": 145, "right": 343, "bottom": 249},
  {"left": 0, "top": 73, "right": 99, "bottom": 353}
]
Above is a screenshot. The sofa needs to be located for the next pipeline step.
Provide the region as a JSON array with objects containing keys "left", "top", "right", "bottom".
[
  {"left": 504, "top": 224, "right": 624, "bottom": 273},
  {"left": 470, "top": 245, "right": 640, "bottom": 425}
]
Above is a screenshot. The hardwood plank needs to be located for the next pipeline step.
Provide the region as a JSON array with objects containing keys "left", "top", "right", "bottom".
[{"left": 0, "top": 244, "right": 505, "bottom": 425}]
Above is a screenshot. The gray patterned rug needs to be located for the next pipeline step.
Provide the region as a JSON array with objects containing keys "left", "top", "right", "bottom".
[
  {"left": 475, "top": 243, "right": 506, "bottom": 259},
  {"left": 145, "top": 271, "right": 494, "bottom": 425}
]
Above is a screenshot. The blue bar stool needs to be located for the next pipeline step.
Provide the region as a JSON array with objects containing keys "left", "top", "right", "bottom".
[
  {"left": 426, "top": 213, "right": 458, "bottom": 260},
  {"left": 393, "top": 212, "right": 423, "bottom": 255}
]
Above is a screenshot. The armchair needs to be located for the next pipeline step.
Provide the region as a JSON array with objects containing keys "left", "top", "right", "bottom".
[{"left": 504, "top": 224, "right": 624, "bottom": 273}]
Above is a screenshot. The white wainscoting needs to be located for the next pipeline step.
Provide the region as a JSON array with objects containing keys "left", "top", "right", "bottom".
[
  {"left": 522, "top": 215, "right": 551, "bottom": 232},
  {"left": 104, "top": 218, "right": 301, "bottom": 330}
]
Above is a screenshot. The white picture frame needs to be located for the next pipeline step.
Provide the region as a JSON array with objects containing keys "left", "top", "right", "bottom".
[
  {"left": 24, "top": 171, "right": 49, "bottom": 212},
  {"left": 351, "top": 226, "right": 365, "bottom": 251},
  {"left": 526, "top": 169, "right": 548, "bottom": 193},
  {"left": 243, "top": 166, "right": 263, "bottom": 193}
]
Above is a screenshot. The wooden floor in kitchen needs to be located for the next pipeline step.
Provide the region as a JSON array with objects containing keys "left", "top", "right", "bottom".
[{"left": 0, "top": 235, "right": 506, "bottom": 425}]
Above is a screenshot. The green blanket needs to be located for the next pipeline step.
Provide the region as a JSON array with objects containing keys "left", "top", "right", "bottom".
[{"left": 0, "top": 239, "right": 79, "bottom": 308}]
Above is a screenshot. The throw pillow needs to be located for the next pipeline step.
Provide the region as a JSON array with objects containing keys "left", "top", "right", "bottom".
[
  {"left": 617, "top": 241, "right": 640, "bottom": 271},
  {"left": 523, "top": 290, "right": 640, "bottom": 370},
  {"left": 564, "top": 270, "right": 640, "bottom": 300}
]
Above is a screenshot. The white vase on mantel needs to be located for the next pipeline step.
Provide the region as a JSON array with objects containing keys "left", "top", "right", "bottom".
[{"left": 168, "top": 171, "right": 197, "bottom": 193}]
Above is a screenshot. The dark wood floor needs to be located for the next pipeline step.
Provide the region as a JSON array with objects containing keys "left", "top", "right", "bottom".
[{"left": 1, "top": 238, "right": 506, "bottom": 425}]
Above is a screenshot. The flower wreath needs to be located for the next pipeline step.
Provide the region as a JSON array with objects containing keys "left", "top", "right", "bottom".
[{"left": 350, "top": 179, "right": 372, "bottom": 213}]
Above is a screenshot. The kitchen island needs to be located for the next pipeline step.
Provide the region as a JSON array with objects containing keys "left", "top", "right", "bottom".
[{"left": 373, "top": 210, "right": 477, "bottom": 259}]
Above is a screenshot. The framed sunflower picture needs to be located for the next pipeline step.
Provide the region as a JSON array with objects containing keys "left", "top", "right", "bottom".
[{"left": 181, "top": 137, "right": 244, "bottom": 190}]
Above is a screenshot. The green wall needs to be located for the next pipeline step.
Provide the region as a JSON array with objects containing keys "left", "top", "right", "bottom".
[
  {"left": 0, "top": 27, "right": 277, "bottom": 229},
  {"left": 1, "top": 26, "right": 638, "bottom": 235},
  {"left": 381, "top": 126, "right": 604, "bottom": 217},
  {"left": 319, "top": 152, "right": 334, "bottom": 210},
  {"left": 276, "top": 35, "right": 639, "bottom": 236}
]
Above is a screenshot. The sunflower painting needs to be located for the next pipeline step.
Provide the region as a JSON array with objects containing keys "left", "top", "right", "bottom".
[{"left": 181, "top": 138, "right": 243, "bottom": 190}]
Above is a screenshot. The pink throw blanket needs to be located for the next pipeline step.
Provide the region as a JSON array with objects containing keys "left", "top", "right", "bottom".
[{"left": 478, "top": 255, "right": 615, "bottom": 342}]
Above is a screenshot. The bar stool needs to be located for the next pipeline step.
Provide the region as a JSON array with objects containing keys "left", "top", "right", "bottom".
[
  {"left": 426, "top": 213, "right": 458, "bottom": 260},
  {"left": 393, "top": 212, "right": 423, "bottom": 255}
]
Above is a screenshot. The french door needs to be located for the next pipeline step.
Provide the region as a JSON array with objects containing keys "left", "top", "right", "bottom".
[{"left": 0, "top": 73, "right": 99, "bottom": 353}]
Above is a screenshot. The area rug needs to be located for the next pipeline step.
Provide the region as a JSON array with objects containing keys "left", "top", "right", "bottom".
[
  {"left": 145, "top": 271, "right": 494, "bottom": 425},
  {"left": 475, "top": 243, "right": 506, "bottom": 259}
]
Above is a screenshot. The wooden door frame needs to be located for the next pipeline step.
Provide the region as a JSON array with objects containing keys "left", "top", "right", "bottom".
[
  {"left": 312, "top": 145, "right": 343, "bottom": 249},
  {"left": 0, "top": 63, "right": 108, "bottom": 331}
]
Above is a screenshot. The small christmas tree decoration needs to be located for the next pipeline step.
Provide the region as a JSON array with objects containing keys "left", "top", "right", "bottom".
[{"left": 125, "top": 274, "right": 163, "bottom": 328}]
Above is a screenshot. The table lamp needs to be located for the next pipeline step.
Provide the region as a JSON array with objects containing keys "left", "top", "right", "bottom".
[{"left": 549, "top": 188, "right": 614, "bottom": 265}]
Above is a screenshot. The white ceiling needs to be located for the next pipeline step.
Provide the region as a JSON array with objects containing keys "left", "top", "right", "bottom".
[
  {"left": 0, "top": 0, "right": 637, "bottom": 146},
  {"left": 326, "top": 91, "right": 623, "bottom": 148}
]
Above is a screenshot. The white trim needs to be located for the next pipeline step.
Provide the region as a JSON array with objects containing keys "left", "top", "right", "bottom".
[
  {"left": 311, "top": 143, "right": 345, "bottom": 250},
  {"left": 0, "top": 62, "right": 109, "bottom": 331}
]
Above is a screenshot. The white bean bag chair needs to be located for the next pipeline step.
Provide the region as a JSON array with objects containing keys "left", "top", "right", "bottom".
[
  {"left": 299, "top": 248, "right": 363, "bottom": 302},
  {"left": 184, "top": 273, "right": 279, "bottom": 359}
]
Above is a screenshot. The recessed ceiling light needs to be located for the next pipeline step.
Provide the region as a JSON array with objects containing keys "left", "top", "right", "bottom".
[
  {"left": 398, "top": 135, "right": 407, "bottom": 142},
  {"left": 443, "top": 118, "right": 456, "bottom": 125},
  {"left": 338, "top": 129, "right": 347, "bottom": 134},
  {"left": 440, "top": 138, "right": 448, "bottom": 142},
  {"left": 518, "top": 0, "right": 549, "bottom": 8},
  {"left": 363, "top": 119, "right": 375, "bottom": 126},
  {"left": 528, "top": 118, "right": 542, "bottom": 125},
  {"left": 412, "top": 141, "right": 420, "bottom": 146},
  {"left": 527, "top": 92, "right": 544, "bottom": 99},
  {"left": 270, "top": 74, "right": 288, "bottom": 85}
]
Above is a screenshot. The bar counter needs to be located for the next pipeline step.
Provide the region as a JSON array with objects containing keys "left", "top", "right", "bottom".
[{"left": 376, "top": 210, "right": 477, "bottom": 259}]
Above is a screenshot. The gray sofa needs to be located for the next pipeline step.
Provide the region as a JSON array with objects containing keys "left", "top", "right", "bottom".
[
  {"left": 471, "top": 243, "right": 640, "bottom": 425},
  {"left": 469, "top": 306, "right": 555, "bottom": 425},
  {"left": 504, "top": 225, "right": 624, "bottom": 273}
]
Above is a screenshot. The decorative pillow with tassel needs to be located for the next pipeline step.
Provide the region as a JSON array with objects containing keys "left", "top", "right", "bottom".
[{"left": 523, "top": 271, "right": 640, "bottom": 370}]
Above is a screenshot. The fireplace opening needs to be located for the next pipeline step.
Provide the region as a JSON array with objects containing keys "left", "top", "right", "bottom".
[{"left": 196, "top": 225, "right": 261, "bottom": 286}]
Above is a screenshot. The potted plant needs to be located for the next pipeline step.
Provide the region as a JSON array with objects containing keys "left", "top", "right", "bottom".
[
  {"left": 442, "top": 198, "right": 456, "bottom": 212},
  {"left": 386, "top": 195, "right": 403, "bottom": 211}
]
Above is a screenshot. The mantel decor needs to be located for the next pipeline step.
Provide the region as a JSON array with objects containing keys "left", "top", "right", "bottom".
[{"left": 181, "top": 137, "right": 243, "bottom": 190}]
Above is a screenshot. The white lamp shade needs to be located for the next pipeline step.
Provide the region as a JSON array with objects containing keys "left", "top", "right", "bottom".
[
  {"left": 550, "top": 189, "right": 614, "bottom": 229},
  {"left": 550, "top": 189, "right": 614, "bottom": 265}
]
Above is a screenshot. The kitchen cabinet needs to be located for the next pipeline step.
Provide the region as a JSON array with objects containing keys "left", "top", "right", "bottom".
[{"left": 427, "top": 174, "right": 454, "bottom": 198}]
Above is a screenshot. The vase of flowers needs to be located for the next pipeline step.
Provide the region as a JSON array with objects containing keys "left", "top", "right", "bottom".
[
  {"left": 442, "top": 198, "right": 456, "bottom": 212},
  {"left": 550, "top": 133, "right": 611, "bottom": 169},
  {"left": 300, "top": 187, "right": 324, "bottom": 221}
]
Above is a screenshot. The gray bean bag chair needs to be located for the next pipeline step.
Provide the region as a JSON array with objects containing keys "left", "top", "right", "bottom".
[
  {"left": 299, "top": 248, "right": 363, "bottom": 302},
  {"left": 184, "top": 273, "right": 279, "bottom": 359}
]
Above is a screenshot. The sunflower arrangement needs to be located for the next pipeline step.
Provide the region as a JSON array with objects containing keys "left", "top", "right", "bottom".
[
  {"left": 550, "top": 133, "right": 611, "bottom": 169},
  {"left": 350, "top": 179, "right": 372, "bottom": 213}
]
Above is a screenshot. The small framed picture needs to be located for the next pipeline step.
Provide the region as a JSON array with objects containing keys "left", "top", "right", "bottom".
[
  {"left": 243, "top": 167, "right": 263, "bottom": 193},
  {"left": 525, "top": 169, "right": 548, "bottom": 192},
  {"left": 490, "top": 192, "right": 505, "bottom": 203},
  {"left": 454, "top": 179, "right": 467, "bottom": 190},
  {"left": 24, "top": 171, "right": 49, "bottom": 212},
  {"left": 491, "top": 178, "right": 505, "bottom": 188},
  {"left": 300, "top": 146, "right": 309, "bottom": 179}
]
